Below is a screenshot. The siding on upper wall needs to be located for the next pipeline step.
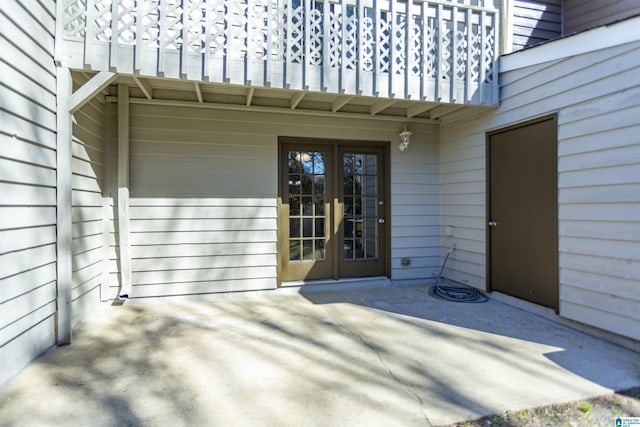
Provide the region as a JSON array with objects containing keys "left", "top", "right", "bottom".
[
  {"left": 104, "top": 104, "right": 439, "bottom": 299},
  {"left": 439, "top": 30, "right": 640, "bottom": 340},
  {"left": 512, "top": 0, "right": 562, "bottom": 52},
  {"left": 70, "top": 73, "right": 107, "bottom": 327},
  {"left": 0, "top": 0, "right": 57, "bottom": 386},
  {"left": 564, "top": 0, "right": 640, "bottom": 34}
]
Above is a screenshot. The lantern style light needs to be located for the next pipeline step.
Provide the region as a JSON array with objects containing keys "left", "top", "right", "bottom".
[{"left": 398, "top": 126, "right": 412, "bottom": 152}]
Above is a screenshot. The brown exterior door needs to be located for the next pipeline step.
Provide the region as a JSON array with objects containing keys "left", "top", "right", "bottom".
[
  {"left": 279, "top": 140, "right": 388, "bottom": 283},
  {"left": 338, "top": 146, "right": 387, "bottom": 278},
  {"left": 487, "top": 116, "right": 558, "bottom": 310}
]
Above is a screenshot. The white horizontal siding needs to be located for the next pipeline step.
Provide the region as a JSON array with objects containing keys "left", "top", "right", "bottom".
[
  {"left": 123, "top": 107, "right": 280, "bottom": 297},
  {"left": 70, "top": 73, "right": 107, "bottom": 328},
  {"left": 564, "top": 0, "right": 640, "bottom": 34},
  {"left": 105, "top": 104, "right": 438, "bottom": 298},
  {"left": 439, "top": 28, "right": 640, "bottom": 340},
  {"left": 0, "top": 0, "right": 57, "bottom": 387},
  {"left": 389, "top": 132, "right": 440, "bottom": 283}
]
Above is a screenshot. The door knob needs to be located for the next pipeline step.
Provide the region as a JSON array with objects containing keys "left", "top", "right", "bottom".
[
  {"left": 378, "top": 218, "right": 385, "bottom": 224},
  {"left": 488, "top": 221, "right": 498, "bottom": 227}
]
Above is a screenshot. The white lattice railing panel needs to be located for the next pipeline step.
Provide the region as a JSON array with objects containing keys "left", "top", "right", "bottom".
[{"left": 58, "top": 0, "right": 499, "bottom": 105}]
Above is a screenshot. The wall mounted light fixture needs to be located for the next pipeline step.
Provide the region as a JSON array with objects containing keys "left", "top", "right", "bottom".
[{"left": 398, "top": 126, "right": 412, "bottom": 152}]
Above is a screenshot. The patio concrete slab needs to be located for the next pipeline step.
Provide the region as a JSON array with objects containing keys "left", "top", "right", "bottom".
[{"left": 0, "top": 284, "right": 638, "bottom": 426}]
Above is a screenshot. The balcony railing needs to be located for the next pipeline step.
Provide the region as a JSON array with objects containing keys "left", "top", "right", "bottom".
[{"left": 58, "top": 0, "right": 499, "bottom": 105}]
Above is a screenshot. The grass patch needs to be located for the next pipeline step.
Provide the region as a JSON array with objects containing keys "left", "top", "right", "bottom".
[
  {"left": 577, "top": 401, "right": 592, "bottom": 414},
  {"left": 445, "top": 387, "right": 640, "bottom": 427}
]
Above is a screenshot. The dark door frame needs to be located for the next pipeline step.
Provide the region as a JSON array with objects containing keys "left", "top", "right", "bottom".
[
  {"left": 277, "top": 137, "right": 391, "bottom": 286},
  {"left": 485, "top": 114, "right": 559, "bottom": 312}
]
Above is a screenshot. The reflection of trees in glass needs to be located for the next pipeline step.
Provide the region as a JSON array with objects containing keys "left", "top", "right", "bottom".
[
  {"left": 288, "top": 151, "right": 325, "bottom": 174},
  {"left": 288, "top": 151, "right": 326, "bottom": 261},
  {"left": 343, "top": 153, "right": 378, "bottom": 260}
]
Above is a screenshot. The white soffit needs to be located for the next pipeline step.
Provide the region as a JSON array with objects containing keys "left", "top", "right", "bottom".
[{"left": 500, "top": 15, "right": 640, "bottom": 72}]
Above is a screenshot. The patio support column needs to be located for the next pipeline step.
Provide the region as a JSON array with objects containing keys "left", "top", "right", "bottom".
[
  {"left": 117, "top": 84, "right": 132, "bottom": 298},
  {"left": 56, "top": 66, "right": 73, "bottom": 345}
]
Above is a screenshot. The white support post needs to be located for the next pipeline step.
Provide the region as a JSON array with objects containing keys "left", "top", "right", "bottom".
[
  {"left": 56, "top": 67, "right": 73, "bottom": 345},
  {"left": 117, "top": 84, "right": 132, "bottom": 298},
  {"left": 101, "top": 100, "right": 113, "bottom": 302}
]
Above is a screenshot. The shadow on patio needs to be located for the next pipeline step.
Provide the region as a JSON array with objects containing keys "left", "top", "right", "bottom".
[{"left": 0, "top": 284, "right": 638, "bottom": 426}]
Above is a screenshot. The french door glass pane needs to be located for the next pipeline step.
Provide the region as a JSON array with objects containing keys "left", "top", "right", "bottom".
[
  {"left": 343, "top": 153, "right": 378, "bottom": 260},
  {"left": 288, "top": 151, "right": 326, "bottom": 261}
]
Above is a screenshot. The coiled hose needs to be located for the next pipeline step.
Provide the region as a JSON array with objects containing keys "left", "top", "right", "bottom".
[{"left": 428, "top": 243, "right": 488, "bottom": 303}]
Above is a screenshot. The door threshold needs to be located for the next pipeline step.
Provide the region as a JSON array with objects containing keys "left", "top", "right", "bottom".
[{"left": 279, "top": 276, "right": 392, "bottom": 293}]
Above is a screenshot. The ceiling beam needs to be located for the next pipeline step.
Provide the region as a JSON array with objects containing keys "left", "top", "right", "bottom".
[
  {"left": 290, "top": 91, "right": 306, "bottom": 109},
  {"left": 68, "top": 71, "right": 117, "bottom": 113},
  {"left": 406, "top": 102, "right": 437, "bottom": 118},
  {"left": 106, "top": 96, "right": 439, "bottom": 124},
  {"left": 331, "top": 95, "right": 355, "bottom": 112},
  {"left": 246, "top": 87, "right": 255, "bottom": 106},
  {"left": 370, "top": 99, "right": 397, "bottom": 115},
  {"left": 133, "top": 75, "right": 153, "bottom": 100},
  {"left": 194, "top": 82, "right": 203, "bottom": 103},
  {"left": 429, "top": 104, "right": 464, "bottom": 119}
]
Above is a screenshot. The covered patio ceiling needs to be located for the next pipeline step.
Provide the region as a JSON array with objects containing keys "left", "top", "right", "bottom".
[{"left": 74, "top": 71, "right": 496, "bottom": 124}]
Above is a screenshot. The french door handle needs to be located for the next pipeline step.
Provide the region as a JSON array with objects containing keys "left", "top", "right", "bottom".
[
  {"left": 378, "top": 218, "right": 385, "bottom": 224},
  {"left": 488, "top": 221, "right": 498, "bottom": 227}
]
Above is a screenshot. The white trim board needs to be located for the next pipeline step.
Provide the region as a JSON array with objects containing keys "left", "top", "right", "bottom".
[{"left": 500, "top": 15, "right": 640, "bottom": 72}]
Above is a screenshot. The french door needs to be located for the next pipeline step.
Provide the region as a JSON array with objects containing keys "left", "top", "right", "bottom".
[{"left": 278, "top": 139, "right": 389, "bottom": 283}]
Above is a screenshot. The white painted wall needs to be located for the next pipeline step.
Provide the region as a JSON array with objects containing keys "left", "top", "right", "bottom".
[
  {"left": 440, "top": 22, "right": 640, "bottom": 340},
  {"left": 70, "top": 74, "right": 108, "bottom": 326},
  {"left": 0, "top": 0, "right": 58, "bottom": 386},
  {"left": 104, "top": 104, "right": 439, "bottom": 298}
]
